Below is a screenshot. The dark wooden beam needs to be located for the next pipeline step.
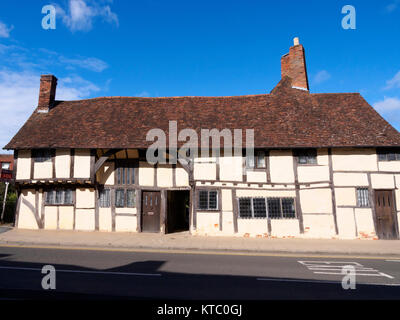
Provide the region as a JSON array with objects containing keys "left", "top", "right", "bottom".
[{"left": 94, "top": 149, "right": 122, "bottom": 174}]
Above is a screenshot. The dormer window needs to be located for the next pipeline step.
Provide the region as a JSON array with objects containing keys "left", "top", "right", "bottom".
[
  {"left": 32, "top": 149, "right": 52, "bottom": 163},
  {"left": 377, "top": 148, "right": 400, "bottom": 161},
  {"left": 295, "top": 149, "right": 317, "bottom": 165}
]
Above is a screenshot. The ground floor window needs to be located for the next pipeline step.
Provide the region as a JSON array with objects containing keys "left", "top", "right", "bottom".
[
  {"left": 198, "top": 190, "right": 218, "bottom": 210},
  {"left": 45, "top": 189, "right": 73, "bottom": 205},
  {"left": 115, "top": 189, "right": 136, "bottom": 208},
  {"left": 356, "top": 188, "right": 370, "bottom": 207},
  {"left": 238, "top": 197, "right": 296, "bottom": 219},
  {"left": 99, "top": 189, "right": 111, "bottom": 208}
]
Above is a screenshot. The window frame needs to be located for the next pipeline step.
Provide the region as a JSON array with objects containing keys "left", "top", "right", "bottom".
[
  {"left": 114, "top": 188, "right": 137, "bottom": 208},
  {"left": 32, "top": 149, "right": 53, "bottom": 163},
  {"left": 356, "top": 187, "right": 370, "bottom": 208},
  {"left": 115, "top": 160, "right": 137, "bottom": 186},
  {"left": 377, "top": 148, "right": 400, "bottom": 162},
  {"left": 99, "top": 189, "right": 111, "bottom": 208},
  {"left": 238, "top": 197, "right": 297, "bottom": 219},
  {"left": 44, "top": 188, "right": 74, "bottom": 206},
  {"left": 245, "top": 150, "right": 267, "bottom": 170},
  {"left": 197, "top": 189, "right": 219, "bottom": 211},
  {"left": 295, "top": 149, "right": 318, "bottom": 165}
]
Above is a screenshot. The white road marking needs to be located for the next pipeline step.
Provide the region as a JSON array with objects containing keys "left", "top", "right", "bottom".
[
  {"left": 298, "top": 260, "right": 394, "bottom": 279},
  {"left": 256, "top": 277, "right": 400, "bottom": 286},
  {"left": 386, "top": 260, "right": 400, "bottom": 262},
  {"left": 0, "top": 266, "right": 161, "bottom": 277}
]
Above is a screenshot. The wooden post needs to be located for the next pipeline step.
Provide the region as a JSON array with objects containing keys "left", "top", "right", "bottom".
[{"left": 1, "top": 182, "right": 9, "bottom": 221}]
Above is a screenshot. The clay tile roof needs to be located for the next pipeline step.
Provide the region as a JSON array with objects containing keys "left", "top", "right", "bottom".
[{"left": 5, "top": 78, "right": 400, "bottom": 149}]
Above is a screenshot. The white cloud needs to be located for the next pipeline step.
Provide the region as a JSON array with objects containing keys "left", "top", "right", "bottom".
[
  {"left": 0, "top": 70, "right": 99, "bottom": 149},
  {"left": 373, "top": 96, "right": 400, "bottom": 112},
  {"left": 312, "top": 70, "right": 331, "bottom": 85},
  {"left": 55, "top": 0, "right": 119, "bottom": 32},
  {"left": 384, "top": 70, "right": 400, "bottom": 90},
  {"left": 385, "top": 0, "right": 400, "bottom": 13},
  {"left": 0, "top": 21, "right": 13, "bottom": 38},
  {"left": 135, "top": 91, "right": 150, "bottom": 97},
  {"left": 59, "top": 56, "right": 108, "bottom": 72}
]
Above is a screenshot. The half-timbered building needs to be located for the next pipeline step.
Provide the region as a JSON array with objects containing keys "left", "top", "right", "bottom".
[{"left": 5, "top": 39, "right": 400, "bottom": 239}]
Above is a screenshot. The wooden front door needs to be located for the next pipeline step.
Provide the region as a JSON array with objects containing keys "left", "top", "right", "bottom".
[
  {"left": 374, "top": 190, "right": 398, "bottom": 239},
  {"left": 142, "top": 191, "right": 161, "bottom": 232}
]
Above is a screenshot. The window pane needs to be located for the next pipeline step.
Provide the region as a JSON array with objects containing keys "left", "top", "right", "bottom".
[
  {"left": 256, "top": 152, "right": 266, "bottom": 168},
  {"left": 246, "top": 155, "right": 255, "bottom": 168},
  {"left": 55, "top": 190, "right": 64, "bottom": 204},
  {"left": 46, "top": 191, "right": 55, "bottom": 204},
  {"left": 127, "top": 190, "right": 136, "bottom": 208},
  {"left": 239, "top": 198, "right": 252, "bottom": 218},
  {"left": 357, "top": 188, "right": 369, "bottom": 207},
  {"left": 1, "top": 162, "right": 10, "bottom": 169},
  {"left": 253, "top": 198, "right": 267, "bottom": 218},
  {"left": 99, "top": 189, "right": 110, "bottom": 208},
  {"left": 198, "top": 191, "right": 208, "bottom": 210},
  {"left": 388, "top": 153, "right": 396, "bottom": 161},
  {"left": 64, "top": 190, "right": 73, "bottom": 205},
  {"left": 297, "top": 149, "right": 317, "bottom": 165},
  {"left": 298, "top": 156, "right": 308, "bottom": 164},
  {"left": 208, "top": 191, "right": 218, "bottom": 210},
  {"left": 117, "top": 167, "right": 122, "bottom": 185},
  {"left": 267, "top": 198, "right": 282, "bottom": 219},
  {"left": 282, "top": 198, "right": 296, "bottom": 218},
  {"left": 378, "top": 153, "right": 387, "bottom": 161},
  {"left": 115, "top": 189, "right": 125, "bottom": 207}
]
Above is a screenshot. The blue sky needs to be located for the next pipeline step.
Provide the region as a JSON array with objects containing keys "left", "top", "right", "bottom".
[{"left": 0, "top": 0, "right": 400, "bottom": 151}]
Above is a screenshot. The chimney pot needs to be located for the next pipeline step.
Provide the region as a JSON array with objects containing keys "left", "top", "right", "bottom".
[
  {"left": 293, "top": 37, "right": 299, "bottom": 46},
  {"left": 37, "top": 74, "right": 58, "bottom": 113}
]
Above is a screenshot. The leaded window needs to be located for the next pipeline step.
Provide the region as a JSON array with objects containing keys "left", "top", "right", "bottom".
[
  {"left": 238, "top": 197, "right": 296, "bottom": 219},
  {"left": 377, "top": 148, "right": 400, "bottom": 161},
  {"left": 296, "top": 149, "right": 317, "bottom": 165},
  {"left": 198, "top": 190, "right": 218, "bottom": 210},
  {"left": 99, "top": 189, "right": 111, "bottom": 208},
  {"left": 116, "top": 161, "right": 135, "bottom": 185},
  {"left": 357, "top": 188, "right": 370, "bottom": 207},
  {"left": 33, "top": 149, "right": 52, "bottom": 163},
  {"left": 45, "top": 189, "right": 73, "bottom": 205}
]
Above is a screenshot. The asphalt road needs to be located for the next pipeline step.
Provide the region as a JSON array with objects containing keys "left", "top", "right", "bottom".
[{"left": 0, "top": 245, "right": 399, "bottom": 300}]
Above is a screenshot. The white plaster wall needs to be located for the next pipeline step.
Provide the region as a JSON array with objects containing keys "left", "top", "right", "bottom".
[
  {"left": 270, "top": 219, "right": 300, "bottom": 237},
  {"left": 17, "top": 189, "right": 38, "bottom": 229},
  {"left": 195, "top": 212, "right": 220, "bottom": 235},
  {"left": 59, "top": 206, "right": 74, "bottom": 230},
  {"left": 317, "top": 149, "right": 329, "bottom": 166},
  {"left": 237, "top": 219, "right": 268, "bottom": 237},
  {"left": 221, "top": 211, "right": 234, "bottom": 234},
  {"left": 115, "top": 208, "right": 136, "bottom": 214},
  {"left": 371, "top": 174, "right": 395, "bottom": 189},
  {"left": 297, "top": 166, "right": 329, "bottom": 183},
  {"left": 55, "top": 149, "right": 70, "bottom": 178},
  {"left": 75, "top": 209, "right": 95, "bottom": 231},
  {"left": 303, "top": 214, "right": 335, "bottom": 239},
  {"left": 221, "top": 189, "right": 232, "bottom": 211},
  {"left": 335, "top": 188, "right": 356, "bottom": 206},
  {"left": 73, "top": 150, "right": 91, "bottom": 178},
  {"left": 194, "top": 163, "right": 216, "bottom": 180},
  {"left": 76, "top": 188, "right": 95, "bottom": 209},
  {"left": 99, "top": 208, "right": 112, "bottom": 231},
  {"left": 236, "top": 189, "right": 296, "bottom": 198},
  {"left": 336, "top": 208, "right": 357, "bottom": 239},
  {"left": 354, "top": 208, "right": 376, "bottom": 239},
  {"left": 16, "top": 150, "right": 31, "bottom": 180},
  {"left": 139, "top": 162, "right": 155, "bottom": 186},
  {"left": 300, "top": 188, "right": 332, "bottom": 214},
  {"left": 175, "top": 165, "right": 189, "bottom": 186},
  {"left": 115, "top": 216, "right": 137, "bottom": 232},
  {"left": 157, "top": 165, "right": 173, "bottom": 187},
  {"left": 246, "top": 171, "right": 267, "bottom": 183},
  {"left": 219, "top": 156, "right": 243, "bottom": 181},
  {"left": 332, "top": 148, "right": 377, "bottom": 171},
  {"left": 34, "top": 162, "right": 52, "bottom": 179},
  {"left": 333, "top": 173, "right": 368, "bottom": 187},
  {"left": 378, "top": 161, "right": 400, "bottom": 172},
  {"left": 269, "top": 150, "right": 294, "bottom": 183},
  {"left": 44, "top": 206, "right": 57, "bottom": 230}
]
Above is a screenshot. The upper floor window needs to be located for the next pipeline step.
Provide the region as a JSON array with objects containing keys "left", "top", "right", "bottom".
[
  {"left": 377, "top": 148, "right": 400, "bottom": 161},
  {"left": 116, "top": 161, "right": 135, "bottom": 185},
  {"left": 198, "top": 190, "right": 218, "bottom": 210},
  {"left": 33, "top": 149, "right": 52, "bottom": 163},
  {"left": 45, "top": 189, "right": 73, "bottom": 205},
  {"left": 295, "top": 149, "right": 317, "bottom": 165},
  {"left": 246, "top": 150, "right": 266, "bottom": 169},
  {"left": 1, "top": 162, "right": 10, "bottom": 170}
]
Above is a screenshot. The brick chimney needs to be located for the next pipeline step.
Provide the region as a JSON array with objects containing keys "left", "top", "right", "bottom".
[
  {"left": 37, "top": 74, "right": 58, "bottom": 113},
  {"left": 281, "top": 37, "right": 309, "bottom": 91}
]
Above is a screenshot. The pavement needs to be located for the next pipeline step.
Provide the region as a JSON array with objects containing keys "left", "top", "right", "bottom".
[{"left": 1, "top": 225, "right": 400, "bottom": 257}]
